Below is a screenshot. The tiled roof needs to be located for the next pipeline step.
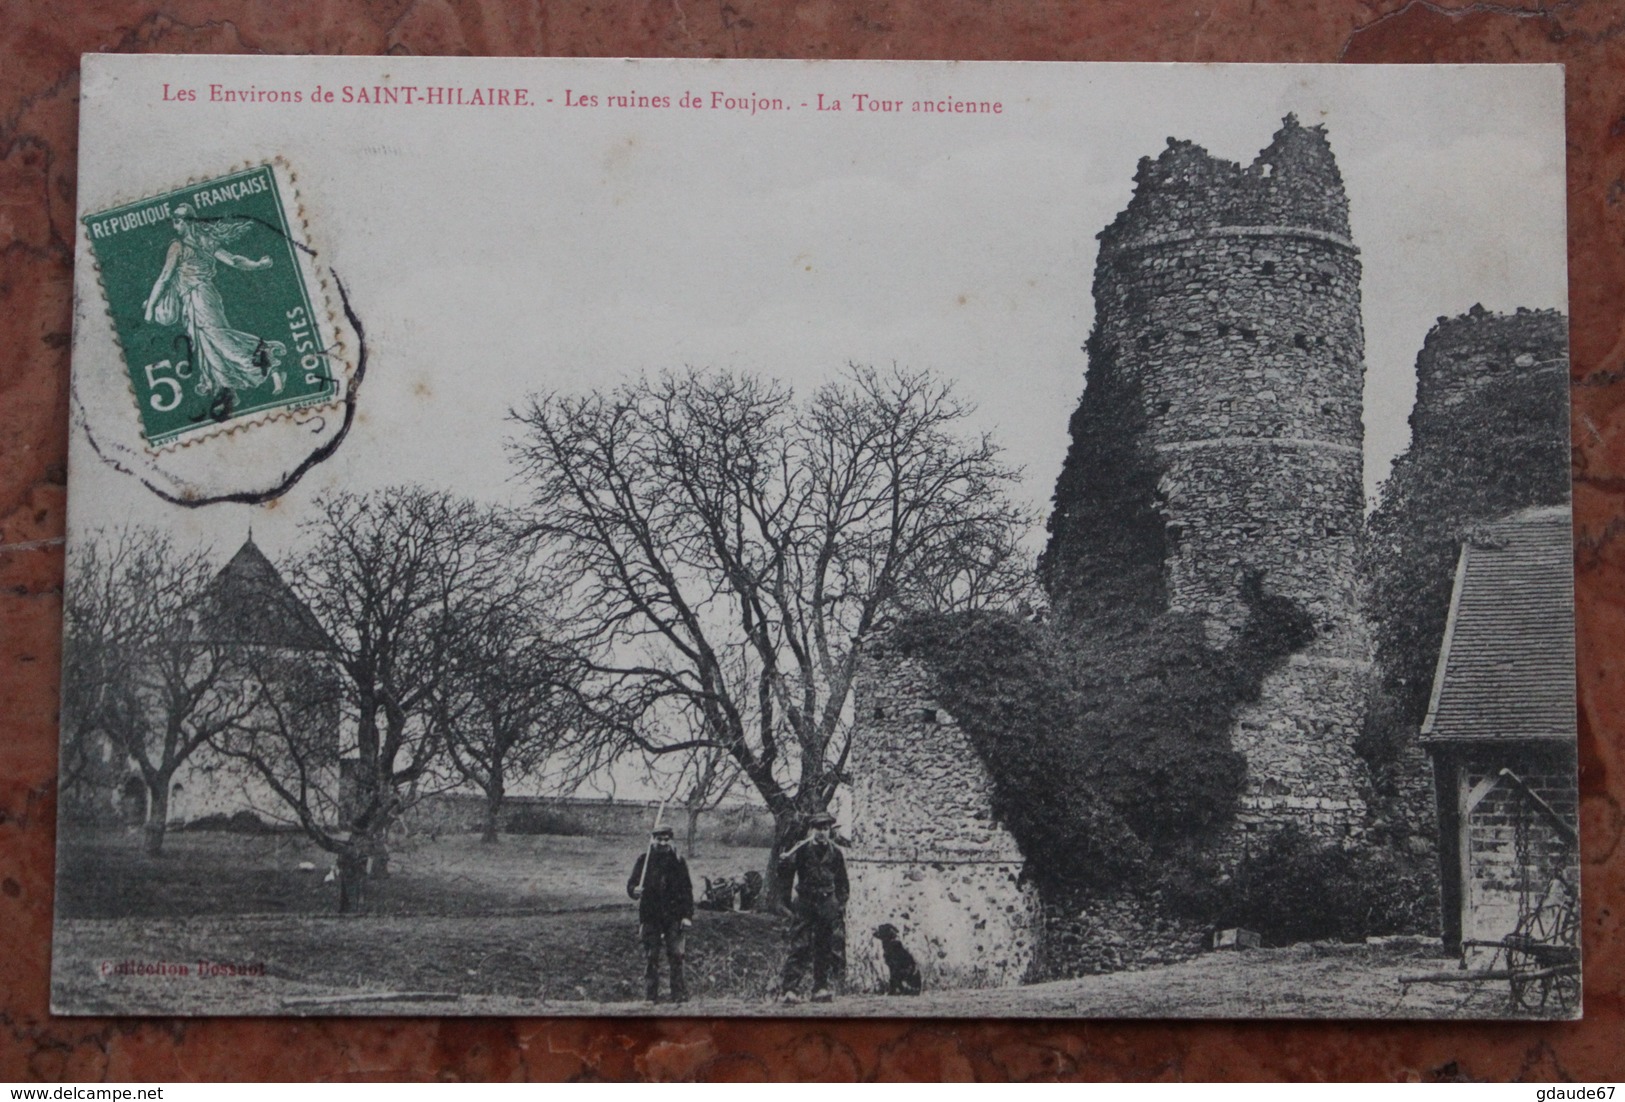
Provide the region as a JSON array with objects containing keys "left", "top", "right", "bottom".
[
  {"left": 1421, "top": 505, "right": 1575, "bottom": 744},
  {"left": 193, "top": 537, "right": 332, "bottom": 651}
]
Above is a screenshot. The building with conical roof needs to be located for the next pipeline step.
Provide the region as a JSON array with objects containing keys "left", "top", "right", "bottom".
[
  {"left": 190, "top": 534, "right": 332, "bottom": 652},
  {"left": 80, "top": 534, "right": 343, "bottom": 830}
]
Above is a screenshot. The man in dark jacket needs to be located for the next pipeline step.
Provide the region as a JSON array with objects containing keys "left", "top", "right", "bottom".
[
  {"left": 778, "top": 810, "right": 848, "bottom": 1004},
  {"left": 626, "top": 825, "right": 695, "bottom": 1003}
]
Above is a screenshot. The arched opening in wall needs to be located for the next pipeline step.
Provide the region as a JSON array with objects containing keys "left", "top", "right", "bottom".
[
  {"left": 1294, "top": 333, "right": 1310, "bottom": 351},
  {"left": 1260, "top": 261, "right": 1276, "bottom": 276},
  {"left": 119, "top": 776, "right": 146, "bottom": 826}
]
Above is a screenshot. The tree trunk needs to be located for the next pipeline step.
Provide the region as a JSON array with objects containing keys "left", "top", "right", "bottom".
[
  {"left": 337, "top": 843, "right": 367, "bottom": 914},
  {"left": 685, "top": 804, "right": 701, "bottom": 858},
  {"left": 737, "top": 762, "right": 802, "bottom": 912},
  {"left": 481, "top": 771, "right": 504, "bottom": 844},
  {"left": 143, "top": 773, "right": 172, "bottom": 856},
  {"left": 756, "top": 809, "right": 801, "bottom": 915}
]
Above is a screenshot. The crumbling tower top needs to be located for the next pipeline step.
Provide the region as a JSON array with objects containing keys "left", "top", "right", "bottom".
[{"left": 1099, "top": 114, "right": 1352, "bottom": 252}]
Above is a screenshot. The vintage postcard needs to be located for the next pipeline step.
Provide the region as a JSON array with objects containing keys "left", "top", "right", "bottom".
[{"left": 57, "top": 56, "right": 1577, "bottom": 1018}]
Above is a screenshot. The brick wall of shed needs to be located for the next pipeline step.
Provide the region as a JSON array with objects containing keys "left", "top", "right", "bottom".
[{"left": 1457, "top": 745, "right": 1579, "bottom": 951}]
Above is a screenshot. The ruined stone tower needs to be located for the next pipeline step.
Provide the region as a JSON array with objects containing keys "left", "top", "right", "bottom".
[
  {"left": 1044, "top": 116, "right": 1372, "bottom": 851},
  {"left": 1409, "top": 305, "right": 1569, "bottom": 441},
  {"left": 1363, "top": 304, "right": 1571, "bottom": 845},
  {"left": 844, "top": 635, "right": 1041, "bottom": 990}
]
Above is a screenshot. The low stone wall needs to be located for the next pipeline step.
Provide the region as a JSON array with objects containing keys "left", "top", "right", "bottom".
[
  {"left": 1039, "top": 892, "right": 1209, "bottom": 978},
  {"left": 406, "top": 793, "right": 774, "bottom": 844}
]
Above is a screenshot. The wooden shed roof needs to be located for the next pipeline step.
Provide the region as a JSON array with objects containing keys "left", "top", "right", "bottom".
[{"left": 1421, "top": 505, "right": 1575, "bottom": 745}]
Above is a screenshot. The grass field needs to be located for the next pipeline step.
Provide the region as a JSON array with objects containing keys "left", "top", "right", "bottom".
[
  {"left": 51, "top": 830, "right": 1543, "bottom": 1019},
  {"left": 55, "top": 830, "right": 770, "bottom": 919},
  {"left": 54, "top": 830, "right": 789, "bottom": 1013}
]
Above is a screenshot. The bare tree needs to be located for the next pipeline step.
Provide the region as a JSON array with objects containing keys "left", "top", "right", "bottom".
[
  {"left": 510, "top": 365, "right": 1034, "bottom": 891},
  {"left": 213, "top": 487, "right": 511, "bottom": 896},
  {"left": 677, "top": 740, "right": 746, "bottom": 859},
  {"left": 60, "top": 528, "right": 255, "bottom": 855},
  {"left": 436, "top": 567, "right": 587, "bottom": 843}
]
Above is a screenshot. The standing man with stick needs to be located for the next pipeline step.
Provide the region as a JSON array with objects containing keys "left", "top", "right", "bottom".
[{"left": 626, "top": 818, "right": 694, "bottom": 1004}]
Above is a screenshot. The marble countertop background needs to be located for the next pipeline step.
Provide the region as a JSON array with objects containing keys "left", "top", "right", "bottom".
[{"left": 2, "top": 0, "right": 1623, "bottom": 1082}]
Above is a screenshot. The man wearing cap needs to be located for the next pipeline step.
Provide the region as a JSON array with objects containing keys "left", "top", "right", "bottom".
[
  {"left": 626, "top": 825, "right": 695, "bottom": 1004},
  {"left": 778, "top": 810, "right": 849, "bottom": 1004}
]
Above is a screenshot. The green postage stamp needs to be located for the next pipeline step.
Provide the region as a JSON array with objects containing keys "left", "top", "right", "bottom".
[{"left": 82, "top": 161, "right": 347, "bottom": 450}]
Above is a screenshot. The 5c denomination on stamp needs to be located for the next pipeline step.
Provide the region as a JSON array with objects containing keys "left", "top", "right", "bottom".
[{"left": 82, "top": 161, "right": 347, "bottom": 450}]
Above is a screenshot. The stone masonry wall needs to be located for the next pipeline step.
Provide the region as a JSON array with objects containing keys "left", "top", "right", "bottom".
[
  {"left": 845, "top": 643, "right": 1040, "bottom": 992},
  {"left": 1040, "top": 893, "right": 1209, "bottom": 977},
  {"left": 1228, "top": 656, "right": 1368, "bottom": 850}
]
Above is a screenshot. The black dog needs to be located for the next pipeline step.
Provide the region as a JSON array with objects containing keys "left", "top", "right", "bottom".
[{"left": 873, "top": 924, "right": 922, "bottom": 995}]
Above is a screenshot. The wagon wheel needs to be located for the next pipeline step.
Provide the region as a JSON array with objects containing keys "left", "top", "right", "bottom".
[
  {"left": 1507, "top": 951, "right": 1580, "bottom": 1014},
  {"left": 1507, "top": 873, "right": 1579, "bottom": 1012},
  {"left": 1526, "top": 876, "right": 1579, "bottom": 948},
  {"left": 1533, "top": 894, "right": 1583, "bottom": 1015},
  {"left": 1546, "top": 966, "right": 1580, "bottom": 1014},
  {"left": 1506, "top": 943, "right": 1539, "bottom": 1011}
]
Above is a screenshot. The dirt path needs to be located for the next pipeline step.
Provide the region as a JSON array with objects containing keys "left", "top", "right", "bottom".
[{"left": 494, "top": 942, "right": 1513, "bottom": 1020}]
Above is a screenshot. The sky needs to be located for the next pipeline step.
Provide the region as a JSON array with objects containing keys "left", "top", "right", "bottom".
[{"left": 69, "top": 58, "right": 1569, "bottom": 570}]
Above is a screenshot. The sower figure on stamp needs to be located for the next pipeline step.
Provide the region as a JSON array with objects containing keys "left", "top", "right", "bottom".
[
  {"left": 779, "top": 811, "right": 849, "bottom": 1004},
  {"left": 143, "top": 204, "right": 288, "bottom": 396},
  {"left": 626, "top": 825, "right": 694, "bottom": 1004}
]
